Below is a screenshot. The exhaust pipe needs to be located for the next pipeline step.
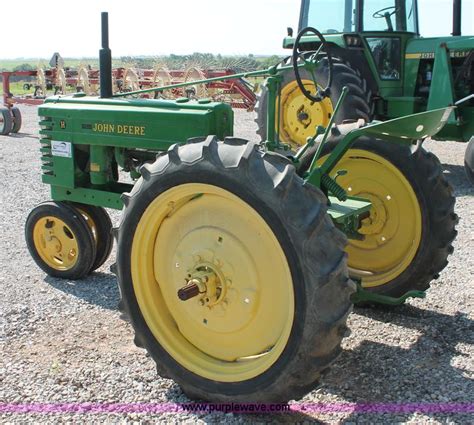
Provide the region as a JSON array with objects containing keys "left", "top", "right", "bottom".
[
  {"left": 99, "top": 12, "right": 113, "bottom": 98},
  {"left": 452, "top": 0, "right": 462, "bottom": 36}
]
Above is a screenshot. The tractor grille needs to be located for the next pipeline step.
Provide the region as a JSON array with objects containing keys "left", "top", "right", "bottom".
[{"left": 39, "top": 116, "right": 53, "bottom": 176}]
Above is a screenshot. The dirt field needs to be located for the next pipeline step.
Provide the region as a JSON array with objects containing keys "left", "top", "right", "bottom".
[{"left": 0, "top": 104, "right": 472, "bottom": 423}]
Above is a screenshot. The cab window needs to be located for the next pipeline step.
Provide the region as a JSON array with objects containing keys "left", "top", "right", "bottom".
[
  {"left": 363, "top": 0, "right": 417, "bottom": 32},
  {"left": 366, "top": 37, "right": 402, "bottom": 79}
]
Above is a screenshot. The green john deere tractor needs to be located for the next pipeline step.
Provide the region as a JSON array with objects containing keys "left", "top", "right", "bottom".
[
  {"left": 256, "top": 0, "right": 471, "bottom": 296},
  {"left": 256, "top": 0, "right": 473, "bottom": 172},
  {"left": 25, "top": 13, "right": 457, "bottom": 402}
]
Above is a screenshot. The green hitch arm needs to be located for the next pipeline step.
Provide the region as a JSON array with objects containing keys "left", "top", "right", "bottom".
[
  {"left": 351, "top": 283, "right": 427, "bottom": 306},
  {"left": 309, "top": 86, "right": 349, "bottom": 172},
  {"left": 294, "top": 125, "right": 325, "bottom": 162},
  {"left": 304, "top": 87, "right": 350, "bottom": 197},
  {"left": 265, "top": 75, "right": 281, "bottom": 149}
]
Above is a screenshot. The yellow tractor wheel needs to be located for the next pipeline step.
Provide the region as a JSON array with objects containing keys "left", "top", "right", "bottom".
[
  {"left": 69, "top": 203, "right": 114, "bottom": 272},
  {"left": 25, "top": 201, "right": 97, "bottom": 280},
  {"left": 116, "top": 136, "right": 354, "bottom": 402},
  {"left": 298, "top": 127, "right": 458, "bottom": 299},
  {"left": 255, "top": 60, "right": 372, "bottom": 148}
]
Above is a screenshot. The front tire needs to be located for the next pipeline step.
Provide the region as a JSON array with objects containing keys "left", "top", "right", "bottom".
[
  {"left": 69, "top": 203, "right": 114, "bottom": 272},
  {"left": 25, "top": 201, "right": 97, "bottom": 280},
  {"left": 116, "top": 136, "right": 354, "bottom": 402},
  {"left": 299, "top": 127, "right": 458, "bottom": 298}
]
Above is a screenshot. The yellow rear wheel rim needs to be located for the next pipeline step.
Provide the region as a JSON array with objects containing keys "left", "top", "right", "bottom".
[
  {"left": 32, "top": 216, "right": 79, "bottom": 270},
  {"left": 131, "top": 184, "right": 294, "bottom": 382},
  {"left": 278, "top": 80, "right": 333, "bottom": 147},
  {"left": 321, "top": 150, "right": 422, "bottom": 288}
]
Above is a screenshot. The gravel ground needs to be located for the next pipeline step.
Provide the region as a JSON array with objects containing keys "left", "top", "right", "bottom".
[{"left": 0, "top": 104, "right": 473, "bottom": 424}]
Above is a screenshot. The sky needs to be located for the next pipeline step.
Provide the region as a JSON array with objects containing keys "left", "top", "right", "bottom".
[{"left": 0, "top": 0, "right": 472, "bottom": 59}]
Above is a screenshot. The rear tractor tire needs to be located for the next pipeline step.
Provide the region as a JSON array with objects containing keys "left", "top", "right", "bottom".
[
  {"left": 116, "top": 136, "right": 355, "bottom": 402},
  {"left": 255, "top": 59, "right": 372, "bottom": 148},
  {"left": 298, "top": 125, "right": 458, "bottom": 300},
  {"left": 25, "top": 201, "right": 97, "bottom": 280}
]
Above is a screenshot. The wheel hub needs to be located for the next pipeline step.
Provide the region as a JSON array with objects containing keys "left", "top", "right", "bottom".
[
  {"left": 279, "top": 80, "right": 333, "bottom": 147},
  {"left": 358, "top": 192, "right": 394, "bottom": 247},
  {"left": 178, "top": 266, "right": 228, "bottom": 308},
  {"left": 167, "top": 227, "right": 260, "bottom": 335},
  {"left": 33, "top": 217, "right": 78, "bottom": 269},
  {"left": 297, "top": 108, "right": 310, "bottom": 123}
]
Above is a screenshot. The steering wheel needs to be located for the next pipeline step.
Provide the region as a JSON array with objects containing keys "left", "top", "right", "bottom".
[
  {"left": 372, "top": 6, "right": 399, "bottom": 18},
  {"left": 373, "top": 6, "right": 400, "bottom": 31},
  {"left": 292, "top": 27, "right": 333, "bottom": 103}
]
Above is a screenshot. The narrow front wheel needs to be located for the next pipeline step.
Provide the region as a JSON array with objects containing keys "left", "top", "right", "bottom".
[
  {"left": 25, "top": 201, "right": 96, "bottom": 280},
  {"left": 69, "top": 203, "right": 114, "bottom": 272}
]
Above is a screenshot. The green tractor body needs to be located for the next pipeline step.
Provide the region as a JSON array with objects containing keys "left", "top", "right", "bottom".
[
  {"left": 39, "top": 96, "right": 233, "bottom": 209},
  {"left": 282, "top": 0, "right": 473, "bottom": 142}
]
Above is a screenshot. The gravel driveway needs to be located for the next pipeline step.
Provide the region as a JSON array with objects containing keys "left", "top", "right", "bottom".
[{"left": 0, "top": 105, "right": 472, "bottom": 423}]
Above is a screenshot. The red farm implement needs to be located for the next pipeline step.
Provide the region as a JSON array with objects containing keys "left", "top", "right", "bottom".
[{"left": 1, "top": 65, "right": 257, "bottom": 135}]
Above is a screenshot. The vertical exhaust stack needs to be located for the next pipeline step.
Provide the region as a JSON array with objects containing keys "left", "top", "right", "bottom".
[
  {"left": 452, "top": 0, "right": 462, "bottom": 36},
  {"left": 100, "top": 12, "right": 113, "bottom": 98}
]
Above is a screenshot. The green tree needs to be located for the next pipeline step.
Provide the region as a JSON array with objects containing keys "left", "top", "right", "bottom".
[{"left": 13, "top": 63, "right": 35, "bottom": 72}]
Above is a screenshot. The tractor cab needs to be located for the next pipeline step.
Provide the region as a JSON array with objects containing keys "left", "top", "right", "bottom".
[
  {"left": 287, "top": 0, "right": 421, "bottom": 89},
  {"left": 281, "top": 0, "right": 473, "bottom": 143},
  {"left": 299, "top": 0, "right": 418, "bottom": 34},
  {"left": 298, "top": 0, "right": 418, "bottom": 81}
]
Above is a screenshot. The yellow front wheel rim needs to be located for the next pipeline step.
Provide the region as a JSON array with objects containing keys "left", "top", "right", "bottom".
[
  {"left": 131, "top": 184, "right": 295, "bottom": 382},
  {"left": 32, "top": 216, "right": 79, "bottom": 270},
  {"left": 278, "top": 80, "right": 333, "bottom": 147},
  {"left": 321, "top": 150, "right": 422, "bottom": 288},
  {"left": 77, "top": 208, "right": 98, "bottom": 244}
]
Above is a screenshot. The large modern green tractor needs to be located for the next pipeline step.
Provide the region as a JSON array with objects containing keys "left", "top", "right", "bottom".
[
  {"left": 256, "top": 0, "right": 471, "bottom": 297},
  {"left": 257, "top": 0, "right": 473, "bottom": 142},
  {"left": 25, "top": 13, "right": 457, "bottom": 402}
]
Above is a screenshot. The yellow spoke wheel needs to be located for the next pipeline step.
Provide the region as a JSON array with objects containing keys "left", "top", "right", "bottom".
[
  {"left": 279, "top": 80, "right": 333, "bottom": 147},
  {"left": 131, "top": 184, "right": 294, "bottom": 382},
  {"left": 25, "top": 201, "right": 96, "bottom": 280},
  {"left": 320, "top": 149, "right": 422, "bottom": 288},
  {"left": 116, "top": 136, "right": 354, "bottom": 402}
]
